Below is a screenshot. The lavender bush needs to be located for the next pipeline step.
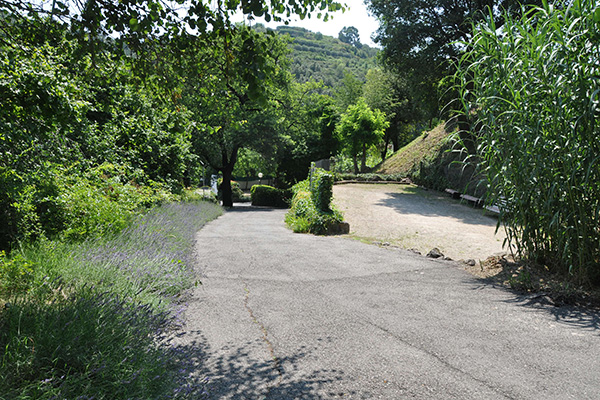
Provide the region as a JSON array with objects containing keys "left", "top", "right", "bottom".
[{"left": 0, "top": 201, "right": 222, "bottom": 399}]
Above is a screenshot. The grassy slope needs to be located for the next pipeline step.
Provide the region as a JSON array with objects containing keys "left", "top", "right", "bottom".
[{"left": 375, "top": 123, "right": 450, "bottom": 176}]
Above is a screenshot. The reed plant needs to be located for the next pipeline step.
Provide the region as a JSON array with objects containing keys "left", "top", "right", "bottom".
[{"left": 453, "top": 0, "right": 600, "bottom": 283}]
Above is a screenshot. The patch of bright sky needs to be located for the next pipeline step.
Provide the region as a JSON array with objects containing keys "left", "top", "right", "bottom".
[{"left": 233, "top": 0, "right": 381, "bottom": 48}]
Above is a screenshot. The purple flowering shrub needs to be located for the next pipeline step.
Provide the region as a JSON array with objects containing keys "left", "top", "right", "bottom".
[{"left": 0, "top": 201, "right": 222, "bottom": 399}]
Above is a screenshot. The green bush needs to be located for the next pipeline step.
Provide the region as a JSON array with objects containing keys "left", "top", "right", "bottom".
[
  {"left": 0, "top": 251, "right": 36, "bottom": 296},
  {"left": 0, "top": 163, "right": 173, "bottom": 249},
  {"left": 180, "top": 187, "right": 218, "bottom": 204},
  {"left": 334, "top": 172, "right": 407, "bottom": 182},
  {"left": 311, "top": 170, "right": 334, "bottom": 212},
  {"left": 285, "top": 178, "right": 344, "bottom": 235},
  {"left": 250, "top": 185, "right": 291, "bottom": 207}
]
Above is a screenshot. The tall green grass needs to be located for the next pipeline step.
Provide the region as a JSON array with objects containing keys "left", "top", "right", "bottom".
[
  {"left": 454, "top": 0, "right": 600, "bottom": 283},
  {"left": 0, "top": 201, "right": 223, "bottom": 399}
]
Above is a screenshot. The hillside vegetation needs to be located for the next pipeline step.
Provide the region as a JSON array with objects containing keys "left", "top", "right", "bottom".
[
  {"left": 376, "top": 124, "right": 449, "bottom": 176},
  {"left": 274, "top": 26, "right": 379, "bottom": 87},
  {"left": 374, "top": 123, "right": 482, "bottom": 196}
]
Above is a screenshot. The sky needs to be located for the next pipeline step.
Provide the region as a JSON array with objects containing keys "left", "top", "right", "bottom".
[{"left": 234, "top": 0, "right": 381, "bottom": 48}]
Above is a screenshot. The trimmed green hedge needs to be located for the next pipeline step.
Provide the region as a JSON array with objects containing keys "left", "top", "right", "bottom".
[
  {"left": 285, "top": 170, "right": 344, "bottom": 234},
  {"left": 335, "top": 172, "right": 407, "bottom": 182},
  {"left": 311, "top": 170, "right": 334, "bottom": 212},
  {"left": 250, "top": 185, "right": 291, "bottom": 208}
]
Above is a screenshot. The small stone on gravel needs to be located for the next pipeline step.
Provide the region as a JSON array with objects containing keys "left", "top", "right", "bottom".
[{"left": 427, "top": 248, "right": 444, "bottom": 259}]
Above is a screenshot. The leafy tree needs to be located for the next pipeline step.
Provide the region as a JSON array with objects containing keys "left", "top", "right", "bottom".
[
  {"left": 233, "top": 148, "right": 276, "bottom": 179},
  {"left": 366, "top": 0, "right": 542, "bottom": 120},
  {"left": 363, "top": 67, "right": 399, "bottom": 159},
  {"left": 176, "top": 27, "right": 292, "bottom": 206},
  {"left": 277, "top": 81, "right": 341, "bottom": 183},
  {"left": 2, "top": 0, "right": 345, "bottom": 48},
  {"left": 0, "top": 15, "right": 191, "bottom": 247},
  {"left": 338, "top": 26, "right": 361, "bottom": 47},
  {"left": 363, "top": 67, "right": 432, "bottom": 158},
  {"left": 334, "top": 71, "right": 364, "bottom": 113},
  {"left": 337, "top": 98, "right": 389, "bottom": 173}
]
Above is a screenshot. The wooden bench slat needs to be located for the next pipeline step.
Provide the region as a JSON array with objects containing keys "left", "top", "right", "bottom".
[{"left": 445, "top": 188, "right": 461, "bottom": 199}]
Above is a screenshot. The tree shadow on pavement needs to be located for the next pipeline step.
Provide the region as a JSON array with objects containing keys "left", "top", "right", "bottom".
[
  {"left": 169, "top": 330, "right": 354, "bottom": 399},
  {"left": 375, "top": 190, "right": 497, "bottom": 227},
  {"left": 225, "top": 206, "right": 287, "bottom": 213},
  {"left": 501, "top": 294, "right": 600, "bottom": 334},
  {"left": 469, "top": 277, "right": 600, "bottom": 335}
]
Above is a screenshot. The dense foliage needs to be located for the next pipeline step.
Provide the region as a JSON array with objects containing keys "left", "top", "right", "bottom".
[
  {"left": 366, "top": 0, "right": 543, "bottom": 125},
  {"left": 0, "top": 16, "right": 187, "bottom": 249},
  {"left": 250, "top": 185, "right": 291, "bottom": 207},
  {"left": 337, "top": 98, "right": 389, "bottom": 173},
  {"left": 285, "top": 169, "right": 344, "bottom": 234},
  {"left": 1, "top": 0, "right": 356, "bottom": 398},
  {"left": 454, "top": 0, "right": 600, "bottom": 283},
  {"left": 275, "top": 81, "right": 342, "bottom": 184}
]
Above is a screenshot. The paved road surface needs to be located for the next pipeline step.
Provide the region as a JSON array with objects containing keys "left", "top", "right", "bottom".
[{"left": 177, "top": 207, "right": 600, "bottom": 399}]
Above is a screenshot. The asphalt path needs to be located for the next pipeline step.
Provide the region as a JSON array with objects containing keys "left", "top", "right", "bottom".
[{"left": 177, "top": 207, "right": 600, "bottom": 399}]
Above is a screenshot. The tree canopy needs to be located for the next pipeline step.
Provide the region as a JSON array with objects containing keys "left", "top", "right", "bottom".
[
  {"left": 337, "top": 98, "right": 388, "bottom": 173},
  {"left": 365, "top": 0, "right": 542, "bottom": 120},
  {"left": 338, "top": 26, "right": 360, "bottom": 47},
  {"left": 1, "top": 0, "right": 346, "bottom": 40}
]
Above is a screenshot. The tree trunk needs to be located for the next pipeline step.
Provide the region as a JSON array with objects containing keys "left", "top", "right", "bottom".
[
  {"left": 381, "top": 135, "right": 391, "bottom": 161},
  {"left": 220, "top": 146, "right": 239, "bottom": 208},
  {"left": 353, "top": 155, "right": 359, "bottom": 174},
  {"left": 221, "top": 167, "right": 234, "bottom": 207},
  {"left": 391, "top": 133, "right": 400, "bottom": 153},
  {"left": 360, "top": 143, "right": 367, "bottom": 173}
]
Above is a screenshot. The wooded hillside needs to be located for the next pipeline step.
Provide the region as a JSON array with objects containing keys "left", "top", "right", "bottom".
[{"left": 274, "top": 26, "right": 379, "bottom": 87}]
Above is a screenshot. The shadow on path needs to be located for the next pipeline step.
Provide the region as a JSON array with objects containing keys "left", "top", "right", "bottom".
[
  {"left": 171, "top": 330, "right": 353, "bottom": 399},
  {"left": 503, "top": 294, "right": 600, "bottom": 334},
  {"left": 225, "top": 206, "right": 286, "bottom": 213},
  {"left": 375, "top": 190, "right": 496, "bottom": 228},
  {"left": 470, "top": 280, "right": 600, "bottom": 335}
]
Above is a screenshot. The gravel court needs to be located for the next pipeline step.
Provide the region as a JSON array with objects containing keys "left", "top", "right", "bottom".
[
  {"left": 177, "top": 206, "right": 600, "bottom": 399},
  {"left": 332, "top": 184, "right": 508, "bottom": 261}
]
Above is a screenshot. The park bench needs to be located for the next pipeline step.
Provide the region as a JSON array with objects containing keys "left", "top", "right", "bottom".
[
  {"left": 484, "top": 204, "right": 500, "bottom": 215},
  {"left": 460, "top": 194, "right": 483, "bottom": 208},
  {"left": 445, "top": 188, "right": 461, "bottom": 199},
  {"left": 484, "top": 197, "right": 507, "bottom": 216}
]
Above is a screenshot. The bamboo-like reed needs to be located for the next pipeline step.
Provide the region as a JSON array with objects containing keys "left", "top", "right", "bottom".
[{"left": 453, "top": 0, "right": 599, "bottom": 283}]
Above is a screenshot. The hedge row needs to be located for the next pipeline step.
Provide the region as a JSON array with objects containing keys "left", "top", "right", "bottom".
[{"left": 250, "top": 185, "right": 291, "bottom": 207}]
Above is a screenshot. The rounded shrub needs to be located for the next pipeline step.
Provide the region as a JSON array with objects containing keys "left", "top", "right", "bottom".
[{"left": 250, "top": 185, "right": 291, "bottom": 208}]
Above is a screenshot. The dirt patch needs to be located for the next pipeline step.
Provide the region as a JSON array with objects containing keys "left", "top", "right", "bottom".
[{"left": 333, "top": 183, "right": 508, "bottom": 262}]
